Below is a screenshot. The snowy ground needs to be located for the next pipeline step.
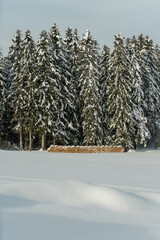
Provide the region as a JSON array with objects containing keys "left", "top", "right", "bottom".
[{"left": 0, "top": 150, "right": 160, "bottom": 240}]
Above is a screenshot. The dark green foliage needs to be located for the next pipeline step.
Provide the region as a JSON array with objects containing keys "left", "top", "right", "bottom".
[
  {"left": 107, "top": 34, "right": 135, "bottom": 149},
  {"left": 49, "top": 24, "right": 69, "bottom": 145},
  {"left": 79, "top": 30, "right": 103, "bottom": 146},
  {"left": 126, "top": 37, "right": 150, "bottom": 148},
  {"left": 99, "top": 45, "right": 110, "bottom": 144},
  {"left": 140, "top": 36, "right": 160, "bottom": 147},
  {"left": 21, "top": 30, "right": 36, "bottom": 133},
  {"left": 34, "top": 30, "right": 59, "bottom": 138},
  {"left": 64, "top": 27, "right": 81, "bottom": 145},
  {"left": 49, "top": 24, "right": 79, "bottom": 145},
  {"left": 1, "top": 25, "right": 160, "bottom": 150},
  {"left": 0, "top": 50, "right": 6, "bottom": 121},
  {"left": 8, "top": 30, "right": 24, "bottom": 150},
  {"left": 0, "top": 50, "right": 7, "bottom": 139}
]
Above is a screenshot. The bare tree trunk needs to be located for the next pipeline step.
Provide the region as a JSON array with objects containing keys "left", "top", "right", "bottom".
[
  {"left": 41, "top": 133, "right": 46, "bottom": 150},
  {"left": 24, "top": 130, "right": 28, "bottom": 151},
  {"left": 29, "top": 128, "right": 32, "bottom": 151},
  {"left": 53, "top": 136, "right": 56, "bottom": 145},
  {"left": 20, "top": 120, "right": 23, "bottom": 151}
]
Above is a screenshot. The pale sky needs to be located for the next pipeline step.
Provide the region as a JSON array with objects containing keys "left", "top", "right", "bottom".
[{"left": 0, "top": 0, "right": 160, "bottom": 56}]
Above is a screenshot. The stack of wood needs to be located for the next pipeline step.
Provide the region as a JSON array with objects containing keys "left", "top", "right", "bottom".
[{"left": 48, "top": 145, "right": 124, "bottom": 153}]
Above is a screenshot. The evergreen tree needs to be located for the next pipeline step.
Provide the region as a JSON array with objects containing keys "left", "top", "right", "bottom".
[
  {"left": 155, "top": 44, "right": 160, "bottom": 76},
  {"left": 20, "top": 30, "right": 36, "bottom": 150},
  {"left": 107, "top": 34, "right": 135, "bottom": 149},
  {"left": 64, "top": 27, "right": 81, "bottom": 145},
  {"left": 0, "top": 49, "right": 7, "bottom": 139},
  {"left": 99, "top": 45, "right": 110, "bottom": 144},
  {"left": 140, "top": 36, "right": 160, "bottom": 147},
  {"left": 1, "top": 56, "right": 16, "bottom": 145},
  {"left": 49, "top": 24, "right": 75, "bottom": 145},
  {"left": 2, "top": 25, "right": 160, "bottom": 150},
  {"left": 34, "top": 30, "right": 60, "bottom": 150},
  {"left": 79, "top": 30, "right": 103, "bottom": 146},
  {"left": 154, "top": 44, "right": 160, "bottom": 147},
  {"left": 126, "top": 37, "right": 150, "bottom": 148},
  {"left": 8, "top": 30, "right": 24, "bottom": 150}
]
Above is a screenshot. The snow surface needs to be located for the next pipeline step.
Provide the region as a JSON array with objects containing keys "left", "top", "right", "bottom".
[{"left": 0, "top": 150, "right": 160, "bottom": 240}]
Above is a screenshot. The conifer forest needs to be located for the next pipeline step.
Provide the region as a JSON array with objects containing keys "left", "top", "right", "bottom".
[{"left": 0, "top": 24, "right": 160, "bottom": 151}]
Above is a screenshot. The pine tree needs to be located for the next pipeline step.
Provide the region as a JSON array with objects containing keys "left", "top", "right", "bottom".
[
  {"left": 20, "top": 30, "right": 36, "bottom": 151},
  {"left": 154, "top": 44, "right": 160, "bottom": 147},
  {"left": 155, "top": 44, "right": 160, "bottom": 75},
  {"left": 34, "top": 30, "right": 60, "bottom": 150},
  {"left": 126, "top": 37, "right": 150, "bottom": 148},
  {"left": 0, "top": 49, "right": 7, "bottom": 139},
  {"left": 8, "top": 30, "right": 24, "bottom": 150},
  {"left": 107, "top": 34, "right": 135, "bottom": 149},
  {"left": 99, "top": 45, "right": 110, "bottom": 144},
  {"left": 140, "top": 36, "right": 160, "bottom": 148},
  {"left": 79, "top": 30, "right": 103, "bottom": 146},
  {"left": 64, "top": 27, "right": 81, "bottom": 145},
  {"left": 0, "top": 56, "right": 16, "bottom": 146},
  {"left": 49, "top": 24, "right": 75, "bottom": 145}
]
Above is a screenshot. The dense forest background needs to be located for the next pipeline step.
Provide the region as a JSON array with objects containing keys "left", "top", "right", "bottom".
[{"left": 0, "top": 23, "right": 160, "bottom": 151}]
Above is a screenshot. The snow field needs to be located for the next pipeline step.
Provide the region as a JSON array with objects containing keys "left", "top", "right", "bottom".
[
  {"left": 0, "top": 179, "right": 156, "bottom": 213},
  {"left": 0, "top": 150, "right": 160, "bottom": 239}
]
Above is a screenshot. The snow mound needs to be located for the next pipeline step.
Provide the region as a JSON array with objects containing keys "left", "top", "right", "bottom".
[
  {"left": 0, "top": 180, "right": 153, "bottom": 213},
  {"left": 1, "top": 151, "right": 160, "bottom": 240},
  {"left": 139, "top": 192, "right": 160, "bottom": 204}
]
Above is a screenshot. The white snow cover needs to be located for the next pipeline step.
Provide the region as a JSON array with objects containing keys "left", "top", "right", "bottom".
[{"left": 0, "top": 150, "right": 160, "bottom": 240}]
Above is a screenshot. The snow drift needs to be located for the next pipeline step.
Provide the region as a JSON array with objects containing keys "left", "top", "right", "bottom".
[{"left": 0, "top": 150, "right": 160, "bottom": 240}]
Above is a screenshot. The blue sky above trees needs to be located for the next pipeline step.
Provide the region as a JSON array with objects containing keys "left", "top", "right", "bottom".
[{"left": 0, "top": 0, "right": 160, "bottom": 55}]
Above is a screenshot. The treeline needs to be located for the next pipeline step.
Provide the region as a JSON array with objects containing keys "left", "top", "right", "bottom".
[{"left": 0, "top": 23, "right": 160, "bottom": 151}]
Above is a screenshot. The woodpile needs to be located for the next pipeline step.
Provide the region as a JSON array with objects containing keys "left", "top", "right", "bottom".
[{"left": 48, "top": 145, "right": 124, "bottom": 153}]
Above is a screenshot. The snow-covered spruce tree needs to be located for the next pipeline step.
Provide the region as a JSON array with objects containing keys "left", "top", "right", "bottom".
[
  {"left": 99, "top": 45, "right": 110, "bottom": 144},
  {"left": 20, "top": 30, "right": 36, "bottom": 151},
  {"left": 140, "top": 36, "right": 160, "bottom": 148},
  {"left": 63, "top": 27, "right": 81, "bottom": 145},
  {"left": 8, "top": 30, "right": 24, "bottom": 150},
  {"left": 79, "top": 30, "right": 103, "bottom": 146},
  {"left": 155, "top": 44, "right": 160, "bottom": 76},
  {"left": 106, "top": 34, "right": 135, "bottom": 150},
  {"left": 34, "top": 30, "right": 60, "bottom": 150},
  {"left": 49, "top": 24, "right": 76, "bottom": 145},
  {"left": 0, "top": 49, "right": 7, "bottom": 139},
  {"left": 0, "top": 56, "right": 16, "bottom": 145},
  {"left": 126, "top": 37, "right": 150, "bottom": 148},
  {"left": 154, "top": 44, "right": 160, "bottom": 147}
]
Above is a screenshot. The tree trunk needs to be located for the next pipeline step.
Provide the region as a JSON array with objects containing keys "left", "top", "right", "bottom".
[
  {"left": 24, "top": 131, "right": 28, "bottom": 151},
  {"left": 41, "top": 133, "right": 46, "bottom": 150},
  {"left": 53, "top": 136, "right": 56, "bottom": 145},
  {"left": 29, "top": 129, "right": 32, "bottom": 151},
  {"left": 20, "top": 121, "right": 23, "bottom": 151}
]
